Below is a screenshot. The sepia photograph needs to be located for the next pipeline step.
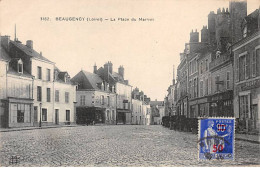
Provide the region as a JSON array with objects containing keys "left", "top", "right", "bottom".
[{"left": 0, "top": 0, "right": 259, "bottom": 167}]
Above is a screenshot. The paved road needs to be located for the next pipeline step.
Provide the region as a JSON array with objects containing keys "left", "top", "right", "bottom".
[{"left": 0, "top": 125, "right": 259, "bottom": 166}]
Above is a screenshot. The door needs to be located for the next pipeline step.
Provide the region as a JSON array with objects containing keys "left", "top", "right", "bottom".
[
  {"left": 55, "top": 109, "right": 59, "bottom": 125},
  {"left": 34, "top": 106, "right": 38, "bottom": 126},
  {"left": 251, "top": 105, "right": 258, "bottom": 130}
]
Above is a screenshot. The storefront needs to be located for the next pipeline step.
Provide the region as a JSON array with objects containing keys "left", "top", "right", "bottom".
[
  {"left": 235, "top": 78, "right": 260, "bottom": 132},
  {"left": 1, "top": 97, "right": 34, "bottom": 128},
  {"left": 76, "top": 107, "right": 105, "bottom": 124},
  {"left": 208, "top": 90, "right": 233, "bottom": 117}
]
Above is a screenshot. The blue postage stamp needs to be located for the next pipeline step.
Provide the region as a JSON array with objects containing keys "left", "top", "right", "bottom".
[{"left": 198, "top": 118, "right": 235, "bottom": 160}]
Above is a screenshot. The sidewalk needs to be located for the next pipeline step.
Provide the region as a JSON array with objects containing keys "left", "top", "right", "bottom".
[
  {"left": 0, "top": 125, "right": 78, "bottom": 132},
  {"left": 235, "top": 133, "right": 260, "bottom": 144}
]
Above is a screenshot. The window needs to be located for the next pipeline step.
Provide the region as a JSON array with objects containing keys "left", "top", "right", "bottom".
[
  {"left": 66, "top": 110, "right": 70, "bottom": 121},
  {"left": 55, "top": 90, "right": 59, "bottom": 102},
  {"left": 239, "top": 54, "right": 246, "bottom": 81},
  {"left": 80, "top": 95, "right": 85, "bottom": 105},
  {"left": 252, "top": 51, "right": 256, "bottom": 77},
  {"left": 200, "top": 61, "right": 203, "bottom": 74},
  {"left": 112, "top": 110, "right": 115, "bottom": 120},
  {"left": 18, "top": 62, "right": 23, "bottom": 73},
  {"left": 65, "top": 92, "right": 69, "bottom": 103},
  {"left": 239, "top": 95, "right": 249, "bottom": 118},
  {"left": 107, "top": 96, "right": 110, "bottom": 106},
  {"left": 17, "top": 110, "right": 24, "bottom": 123},
  {"left": 107, "top": 110, "right": 110, "bottom": 120},
  {"left": 200, "top": 81, "right": 203, "bottom": 97},
  {"left": 205, "top": 59, "right": 208, "bottom": 71},
  {"left": 256, "top": 49, "right": 260, "bottom": 77},
  {"left": 194, "top": 78, "right": 197, "bottom": 98},
  {"left": 235, "top": 57, "right": 239, "bottom": 82},
  {"left": 47, "top": 88, "right": 51, "bottom": 102},
  {"left": 37, "top": 66, "right": 42, "bottom": 79},
  {"left": 37, "top": 86, "right": 42, "bottom": 101},
  {"left": 46, "top": 69, "right": 51, "bottom": 81},
  {"left": 42, "top": 108, "right": 47, "bottom": 121},
  {"left": 226, "top": 72, "right": 230, "bottom": 90},
  {"left": 205, "top": 79, "right": 208, "bottom": 95},
  {"left": 243, "top": 26, "right": 247, "bottom": 38},
  {"left": 101, "top": 95, "right": 104, "bottom": 105},
  {"left": 216, "top": 76, "right": 220, "bottom": 92}
]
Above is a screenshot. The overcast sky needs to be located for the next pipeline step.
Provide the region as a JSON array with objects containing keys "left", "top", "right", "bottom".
[{"left": 0, "top": 0, "right": 259, "bottom": 100}]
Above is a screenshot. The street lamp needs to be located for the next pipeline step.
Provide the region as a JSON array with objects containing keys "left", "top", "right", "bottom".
[{"left": 39, "top": 102, "right": 42, "bottom": 127}]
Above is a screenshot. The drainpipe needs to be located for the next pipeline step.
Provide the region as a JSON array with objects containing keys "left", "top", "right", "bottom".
[
  {"left": 5, "top": 62, "right": 9, "bottom": 128},
  {"left": 130, "top": 86, "right": 133, "bottom": 125}
]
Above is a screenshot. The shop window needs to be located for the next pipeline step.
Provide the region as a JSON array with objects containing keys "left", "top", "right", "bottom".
[{"left": 17, "top": 110, "right": 24, "bottom": 123}]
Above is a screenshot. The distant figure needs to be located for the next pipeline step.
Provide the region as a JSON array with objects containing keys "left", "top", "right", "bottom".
[{"left": 93, "top": 120, "right": 95, "bottom": 125}]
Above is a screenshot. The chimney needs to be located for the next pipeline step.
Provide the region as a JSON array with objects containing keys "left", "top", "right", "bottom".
[
  {"left": 118, "top": 65, "right": 124, "bottom": 79},
  {"left": 201, "top": 25, "right": 209, "bottom": 43},
  {"left": 190, "top": 29, "right": 199, "bottom": 43},
  {"left": 93, "top": 63, "right": 97, "bottom": 74},
  {"left": 26, "top": 40, "right": 33, "bottom": 49},
  {"left": 0, "top": 35, "right": 10, "bottom": 51}
]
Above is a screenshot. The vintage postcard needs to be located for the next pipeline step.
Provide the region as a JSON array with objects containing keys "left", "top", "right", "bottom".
[{"left": 0, "top": 0, "right": 259, "bottom": 167}]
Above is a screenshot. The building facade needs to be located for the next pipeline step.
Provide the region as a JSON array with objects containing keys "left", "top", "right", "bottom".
[
  {"left": 233, "top": 8, "right": 260, "bottom": 132},
  {"left": 71, "top": 70, "right": 116, "bottom": 125},
  {"left": 0, "top": 35, "right": 76, "bottom": 128}
]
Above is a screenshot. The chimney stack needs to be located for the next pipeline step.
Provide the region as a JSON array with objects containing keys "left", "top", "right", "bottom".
[
  {"left": 26, "top": 40, "right": 33, "bottom": 49},
  {"left": 190, "top": 29, "right": 199, "bottom": 43},
  {"left": 93, "top": 63, "right": 97, "bottom": 74},
  {"left": 118, "top": 65, "right": 124, "bottom": 79}
]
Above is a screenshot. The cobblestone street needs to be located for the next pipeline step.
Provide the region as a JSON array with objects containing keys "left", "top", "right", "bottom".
[{"left": 0, "top": 125, "right": 259, "bottom": 166}]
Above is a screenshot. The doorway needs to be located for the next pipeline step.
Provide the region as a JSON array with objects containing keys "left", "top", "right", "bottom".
[
  {"left": 251, "top": 105, "right": 258, "bottom": 130},
  {"left": 55, "top": 109, "right": 59, "bottom": 125}
]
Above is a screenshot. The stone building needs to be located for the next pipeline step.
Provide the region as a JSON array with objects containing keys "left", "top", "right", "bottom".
[
  {"left": 150, "top": 100, "right": 164, "bottom": 125},
  {"left": 72, "top": 62, "right": 132, "bottom": 125},
  {"left": 233, "top": 8, "right": 260, "bottom": 132},
  {"left": 173, "top": 0, "right": 248, "bottom": 120},
  {"left": 164, "top": 65, "right": 177, "bottom": 116},
  {"left": 0, "top": 35, "right": 76, "bottom": 128},
  {"left": 95, "top": 62, "right": 132, "bottom": 124},
  {"left": 71, "top": 70, "right": 116, "bottom": 125},
  {"left": 131, "top": 87, "right": 151, "bottom": 125}
]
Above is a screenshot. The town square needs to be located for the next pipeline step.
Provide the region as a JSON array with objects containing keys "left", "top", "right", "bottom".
[{"left": 0, "top": 0, "right": 260, "bottom": 167}]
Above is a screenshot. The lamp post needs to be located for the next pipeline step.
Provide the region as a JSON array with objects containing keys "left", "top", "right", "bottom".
[{"left": 39, "top": 102, "right": 42, "bottom": 127}]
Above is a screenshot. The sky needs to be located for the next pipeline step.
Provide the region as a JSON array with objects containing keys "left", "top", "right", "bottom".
[{"left": 0, "top": 0, "right": 259, "bottom": 101}]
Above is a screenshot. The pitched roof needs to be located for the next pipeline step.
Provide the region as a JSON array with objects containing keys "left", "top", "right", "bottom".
[
  {"left": 82, "top": 70, "right": 103, "bottom": 90},
  {"left": 7, "top": 67, "right": 33, "bottom": 78},
  {"left": 10, "top": 40, "right": 54, "bottom": 64}
]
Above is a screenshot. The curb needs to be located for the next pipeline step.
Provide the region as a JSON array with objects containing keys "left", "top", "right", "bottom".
[
  {"left": 235, "top": 137, "right": 260, "bottom": 144},
  {"left": 0, "top": 125, "right": 78, "bottom": 133}
]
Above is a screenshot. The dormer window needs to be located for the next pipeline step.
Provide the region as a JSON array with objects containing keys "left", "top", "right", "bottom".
[
  {"left": 216, "top": 51, "right": 221, "bottom": 59},
  {"left": 18, "top": 59, "right": 23, "bottom": 74},
  {"left": 243, "top": 25, "right": 247, "bottom": 38}
]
